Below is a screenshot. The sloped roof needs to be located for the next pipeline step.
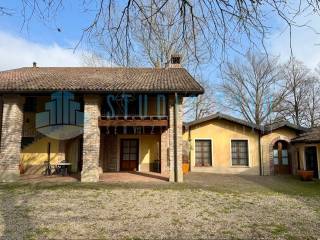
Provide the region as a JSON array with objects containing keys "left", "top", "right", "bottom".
[
  {"left": 184, "top": 113, "right": 305, "bottom": 134},
  {"left": 291, "top": 127, "right": 320, "bottom": 143},
  {"left": 262, "top": 121, "right": 306, "bottom": 133},
  {"left": 184, "top": 112, "right": 260, "bottom": 130},
  {"left": 0, "top": 67, "right": 204, "bottom": 94}
]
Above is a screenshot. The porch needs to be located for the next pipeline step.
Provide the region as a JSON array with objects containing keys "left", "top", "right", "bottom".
[{"left": 20, "top": 172, "right": 169, "bottom": 183}]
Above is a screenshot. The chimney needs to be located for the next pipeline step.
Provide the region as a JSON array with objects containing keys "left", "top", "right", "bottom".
[
  {"left": 168, "top": 54, "right": 182, "bottom": 68},
  {"left": 33, "top": 62, "right": 37, "bottom": 68}
]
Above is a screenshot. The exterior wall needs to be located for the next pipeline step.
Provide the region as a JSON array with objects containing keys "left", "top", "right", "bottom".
[
  {"left": 160, "top": 129, "right": 169, "bottom": 175},
  {"left": 260, "top": 128, "right": 298, "bottom": 175},
  {"left": 294, "top": 143, "right": 320, "bottom": 179},
  {"left": 100, "top": 133, "right": 160, "bottom": 172},
  {"left": 81, "top": 95, "right": 101, "bottom": 182},
  {"left": 183, "top": 119, "right": 260, "bottom": 175},
  {"left": 101, "top": 134, "right": 118, "bottom": 171},
  {"left": 0, "top": 95, "right": 24, "bottom": 182},
  {"left": 20, "top": 137, "right": 62, "bottom": 174}
]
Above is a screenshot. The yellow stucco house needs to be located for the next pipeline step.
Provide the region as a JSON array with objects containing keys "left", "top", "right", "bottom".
[{"left": 183, "top": 113, "right": 320, "bottom": 179}]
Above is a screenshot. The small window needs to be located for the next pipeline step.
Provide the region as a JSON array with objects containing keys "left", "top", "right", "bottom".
[
  {"left": 195, "top": 140, "right": 212, "bottom": 167},
  {"left": 231, "top": 140, "right": 249, "bottom": 166},
  {"left": 273, "top": 149, "right": 279, "bottom": 165},
  {"left": 282, "top": 149, "right": 288, "bottom": 165}
]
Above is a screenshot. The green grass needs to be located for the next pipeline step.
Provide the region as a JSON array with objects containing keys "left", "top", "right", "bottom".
[{"left": 0, "top": 175, "right": 319, "bottom": 197}]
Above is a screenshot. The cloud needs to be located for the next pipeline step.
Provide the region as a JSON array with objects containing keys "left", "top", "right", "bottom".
[
  {"left": 270, "top": 14, "right": 320, "bottom": 69},
  {"left": 0, "top": 31, "right": 84, "bottom": 70}
]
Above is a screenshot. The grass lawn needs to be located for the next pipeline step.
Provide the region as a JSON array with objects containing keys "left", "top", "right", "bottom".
[{"left": 0, "top": 173, "right": 319, "bottom": 240}]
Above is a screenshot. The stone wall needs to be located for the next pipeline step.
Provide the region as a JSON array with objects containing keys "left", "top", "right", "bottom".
[
  {"left": 81, "top": 95, "right": 101, "bottom": 182},
  {"left": 0, "top": 95, "right": 24, "bottom": 182}
]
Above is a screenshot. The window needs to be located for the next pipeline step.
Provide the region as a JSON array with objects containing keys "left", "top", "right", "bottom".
[
  {"left": 195, "top": 140, "right": 212, "bottom": 167},
  {"left": 231, "top": 140, "right": 249, "bottom": 166},
  {"left": 282, "top": 149, "right": 288, "bottom": 165},
  {"left": 273, "top": 149, "right": 279, "bottom": 165}
]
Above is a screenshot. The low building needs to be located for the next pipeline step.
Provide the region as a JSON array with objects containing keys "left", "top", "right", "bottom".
[
  {"left": 291, "top": 127, "right": 320, "bottom": 179},
  {"left": 0, "top": 56, "right": 204, "bottom": 182},
  {"left": 183, "top": 113, "right": 317, "bottom": 177}
]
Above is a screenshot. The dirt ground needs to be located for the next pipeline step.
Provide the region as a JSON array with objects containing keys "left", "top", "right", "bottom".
[{"left": 0, "top": 173, "right": 319, "bottom": 239}]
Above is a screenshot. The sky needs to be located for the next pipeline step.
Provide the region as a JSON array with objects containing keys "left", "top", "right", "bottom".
[{"left": 0, "top": 1, "right": 319, "bottom": 72}]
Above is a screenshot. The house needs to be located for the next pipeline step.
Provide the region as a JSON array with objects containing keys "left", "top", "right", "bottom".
[
  {"left": 0, "top": 56, "right": 204, "bottom": 182},
  {"left": 291, "top": 127, "right": 320, "bottom": 178},
  {"left": 183, "top": 112, "right": 320, "bottom": 178}
]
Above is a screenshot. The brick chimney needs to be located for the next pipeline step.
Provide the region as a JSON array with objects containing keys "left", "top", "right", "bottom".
[
  {"left": 33, "top": 62, "right": 37, "bottom": 68},
  {"left": 168, "top": 54, "right": 182, "bottom": 68}
]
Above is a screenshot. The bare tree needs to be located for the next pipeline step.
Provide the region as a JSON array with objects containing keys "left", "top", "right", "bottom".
[
  {"left": 184, "top": 79, "right": 216, "bottom": 121},
  {"left": 81, "top": 51, "right": 110, "bottom": 67},
  {"left": 1, "top": 1, "right": 320, "bottom": 65},
  {"left": 304, "top": 65, "right": 320, "bottom": 127},
  {"left": 305, "top": 76, "right": 320, "bottom": 127},
  {"left": 220, "top": 51, "right": 285, "bottom": 125},
  {"left": 277, "top": 58, "right": 312, "bottom": 126},
  {"left": 131, "top": 1, "right": 209, "bottom": 67}
]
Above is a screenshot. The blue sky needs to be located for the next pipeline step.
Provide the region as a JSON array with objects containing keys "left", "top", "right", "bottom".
[
  {"left": 0, "top": 1, "right": 90, "bottom": 46},
  {"left": 0, "top": 1, "right": 319, "bottom": 73}
]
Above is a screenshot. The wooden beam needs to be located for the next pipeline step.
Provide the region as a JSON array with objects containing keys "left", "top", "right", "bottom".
[{"left": 98, "top": 119, "right": 168, "bottom": 127}]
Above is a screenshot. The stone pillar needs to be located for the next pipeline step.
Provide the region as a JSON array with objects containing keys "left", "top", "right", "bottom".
[
  {"left": 168, "top": 95, "right": 183, "bottom": 182},
  {"left": 81, "top": 95, "right": 101, "bottom": 182},
  {"left": 160, "top": 129, "right": 169, "bottom": 175},
  {"left": 0, "top": 95, "right": 24, "bottom": 182}
]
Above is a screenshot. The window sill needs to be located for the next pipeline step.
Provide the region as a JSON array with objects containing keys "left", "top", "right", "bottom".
[
  {"left": 231, "top": 165, "right": 250, "bottom": 168},
  {"left": 194, "top": 166, "right": 213, "bottom": 168}
]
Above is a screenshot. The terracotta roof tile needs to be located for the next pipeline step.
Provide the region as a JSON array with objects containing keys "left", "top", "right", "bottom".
[
  {"left": 0, "top": 67, "right": 204, "bottom": 94},
  {"left": 292, "top": 127, "right": 320, "bottom": 143}
]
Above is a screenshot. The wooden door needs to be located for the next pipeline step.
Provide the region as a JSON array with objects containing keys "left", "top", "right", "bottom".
[
  {"left": 305, "top": 146, "right": 318, "bottom": 178},
  {"left": 273, "top": 141, "right": 291, "bottom": 175},
  {"left": 120, "top": 139, "right": 139, "bottom": 171}
]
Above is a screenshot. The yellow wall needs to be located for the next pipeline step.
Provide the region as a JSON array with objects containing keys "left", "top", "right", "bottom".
[
  {"left": 20, "top": 137, "right": 64, "bottom": 174},
  {"left": 114, "top": 134, "right": 160, "bottom": 172},
  {"left": 184, "top": 119, "right": 260, "bottom": 175},
  {"left": 260, "top": 127, "right": 298, "bottom": 175},
  {"left": 184, "top": 120, "right": 301, "bottom": 176}
]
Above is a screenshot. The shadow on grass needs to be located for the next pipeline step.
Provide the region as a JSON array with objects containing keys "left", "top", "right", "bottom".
[
  {"left": 0, "top": 174, "right": 319, "bottom": 197},
  {"left": 0, "top": 184, "right": 33, "bottom": 239}
]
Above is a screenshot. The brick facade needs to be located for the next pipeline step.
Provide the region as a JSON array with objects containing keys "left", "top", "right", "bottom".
[
  {"left": 81, "top": 95, "right": 101, "bottom": 182},
  {"left": 0, "top": 95, "right": 24, "bottom": 182},
  {"left": 160, "top": 129, "right": 169, "bottom": 175},
  {"left": 169, "top": 95, "right": 183, "bottom": 182}
]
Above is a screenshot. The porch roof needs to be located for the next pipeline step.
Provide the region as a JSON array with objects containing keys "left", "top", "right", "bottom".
[
  {"left": 0, "top": 67, "right": 203, "bottom": 95},
  {"left": 291, "top": 127, "right": 320, "bottom": 144}
]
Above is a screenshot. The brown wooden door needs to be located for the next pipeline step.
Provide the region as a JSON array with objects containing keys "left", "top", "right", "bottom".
[
  {"left": 120, "top": 139, "right": 139, "bottom": 171},
  {"left": 273, "top": 141, "right": 291, "bottom": 175},
  {"left": 305, "top": 146, "right": 318, "bottom": 178}
]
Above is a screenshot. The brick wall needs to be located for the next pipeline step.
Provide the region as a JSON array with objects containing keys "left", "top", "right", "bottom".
[
  {"left": 0, "top": 95, "right": 24, "bottom": 182},
  {"left": 81, "top": 95, "right": 101, "bottom": 182},
  {"left": 160, "top": 128, "right": 169, "bottom": 175},
  {"left": 168, "top": 95, "right": 183, "bottom": 182}
]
